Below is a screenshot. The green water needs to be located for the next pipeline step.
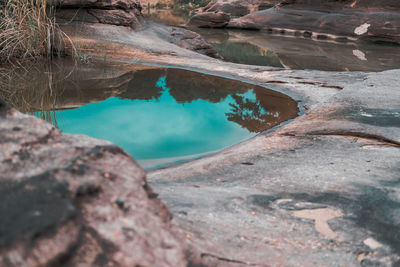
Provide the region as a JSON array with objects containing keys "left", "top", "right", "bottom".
[{"left": 1, "top": 63, "right": 298, "bottom": 169}]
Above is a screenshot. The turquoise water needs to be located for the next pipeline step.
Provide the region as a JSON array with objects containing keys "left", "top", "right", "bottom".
[
  {"left": 6, "top": 64, "right": 298, "bottom": 169},
  {"left": 54, "top": 76, "right": 266, "bottom": 163}
]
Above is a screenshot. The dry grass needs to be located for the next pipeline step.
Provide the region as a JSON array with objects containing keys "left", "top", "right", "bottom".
[{"left": 0, "top": 0, "right": 64, "bottom": 62}]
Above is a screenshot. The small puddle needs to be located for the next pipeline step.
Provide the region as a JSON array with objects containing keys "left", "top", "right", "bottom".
[
  {"left": 0, "top": 61, "right": 299, "bottom": 169},
  {"left": 146, "top": 9, "right": 400, "bottom": 72}
]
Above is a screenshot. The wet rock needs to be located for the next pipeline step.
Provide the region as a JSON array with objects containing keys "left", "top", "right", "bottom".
[
  {"left": 187, "top": 12, "right": 230, "bottom": 28},
  {"left": 169, "top": 27, "right": 221, "bottom": 58},
  {"left": 0, "top": 102, "right": 187, "bottom": 266},
  {"left": 227, "top": 1, "right": 400, "bottom": 43}
]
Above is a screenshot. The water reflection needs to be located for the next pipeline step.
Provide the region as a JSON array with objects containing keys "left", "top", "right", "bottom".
[
  {"left": 0, "top": 61, "right": 298, "bottom": 169},
  {"left": 145, "top": 8, "right": 189, "bottom": 27},
  {"left": 146, "top": 9, "right": 400, "bottom": 71},
  {"left": 197, "top": 28, "right": 400, "bottom": 71},
  {"left": 119, "top": 67, "right": 298, "bottom": 133}
]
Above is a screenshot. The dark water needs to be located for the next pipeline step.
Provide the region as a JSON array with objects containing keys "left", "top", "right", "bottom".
[
  {"left": 0, "top": 62, "right": 298, "bottom": 169},
  {"left": 146, "top": 9, "right": 400, "bottom": 72}
]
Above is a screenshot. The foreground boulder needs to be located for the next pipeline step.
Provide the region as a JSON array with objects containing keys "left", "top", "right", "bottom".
[{"left": 0, "top": 100, "right": 187, "bottom": 266}]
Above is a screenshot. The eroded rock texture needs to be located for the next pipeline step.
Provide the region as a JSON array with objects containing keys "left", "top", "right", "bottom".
[
  {"left": 54, "top": 0, "right": 144, "bottom": 29},
  {"left": 169, "top": 27, "right": 221, "bottom": 57},
  {"left": 0, "top": 100, "right": 187, "bottom": 266},
  {"left": 187, "top": 12, "right": 231, "bottom": 28},
  {"left": 51, "top": 0, "right": 141, "bottom": 9},
  {"left": 201, "top": 0, "right": 279, "bottom": 17},
  {"left": 194, "top": 0, "right": 400, "bottom": 44},
  {"left": 148, "top": 69, "right": 400, "bottom": 267}
]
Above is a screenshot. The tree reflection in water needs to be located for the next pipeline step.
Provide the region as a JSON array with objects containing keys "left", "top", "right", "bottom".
[
  {"left": 226, "top": 91, "right": 280, "bottom": 133},
  {"left": 0, "top": 61, "right": 299, "bottom": 133},
  {"left": 0, "top": 60, "right": 300, "bottom": 168}
]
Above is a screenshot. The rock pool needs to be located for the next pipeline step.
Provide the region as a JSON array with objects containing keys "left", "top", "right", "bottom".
[{"left": 0, "top": 63, "right": 299, "bottom": 169}]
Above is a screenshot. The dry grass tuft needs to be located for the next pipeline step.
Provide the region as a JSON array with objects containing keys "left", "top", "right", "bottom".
[{"left": 0, "top": 0, "right": 64, "bottom": 62}]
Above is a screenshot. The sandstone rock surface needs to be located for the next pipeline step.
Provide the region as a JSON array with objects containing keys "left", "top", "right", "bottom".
[
  {"left": 190, "top": 0, "right": 400, "bottom": 44},
  {"left": 169, "top": 27, "right": 221, "bottom": 58},
  {"left": 88, "top": 8, "right": 142, "bottom": 26},
  {"left": 0, "top": 100, "right": 187, "bottom": 266},
  {"left": 1, "top": 18, "right": 400, "bottom": 265},
  {"left": 148, "top": 68, "right": 400, "bottom": 267},
  {"left": 59, "top": 21, "right": 221, "bottom": 59},
  {"left": 201, "top": 0, "right": 279, "bottom": 16},
  {"left": 228, "top": 7, "right": 400, "bottom": 43},
  {"left": 187, "top": 12, "right": 230, "bottom": 28},
  {"left": 51, "top": 0, "right": 141, "bottom": 10},
  {"left": 55, "top": 0, "right": 144, "bottom": 29},
  {"left": 275, "top": 0, "right": 400, "bottom": 11}
]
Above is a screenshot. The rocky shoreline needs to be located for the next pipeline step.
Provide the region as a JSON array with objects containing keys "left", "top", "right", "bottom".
[
  {"left": 1, "top": 0, "right": 399, "bottom": 266},
  {"left": 189, "top": 0, "right": 400, "bottom": 44}
]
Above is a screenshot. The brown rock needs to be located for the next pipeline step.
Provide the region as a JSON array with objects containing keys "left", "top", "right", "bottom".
[
  {"left": 55, "top": 7, "right": 144, "bottom": 29},
  {"left": 204, "top": 1, "right": 251, "bottom": 17},
  {"left": 0, "top": 99, "right": 187, "bottom": 266},
  {"left": 188, "top": 11, "right": 230, "bottom": 28},
  {"left": 50, "top": 0, "right": 141, "bottom": 10},
  {"left": 169, "top": 27, "right": 221, "bottom": 58},
  {"left": 88, "top": 8, "right": 143, "bottom": 27},
  {"left": 228, "top": 7, "right": 400, "bottom": 44},
  {"left": 275, "top": 0, "right": 400, "bottom": 11},
  {"left": 202, "top": 0, "right": 278, "bottom": 16},
  {"left": 56, "top": 8, "right": 100, "bottom": 24},
  {"left": 53, "top": 0, "right": 144, "bottom": 28}
]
